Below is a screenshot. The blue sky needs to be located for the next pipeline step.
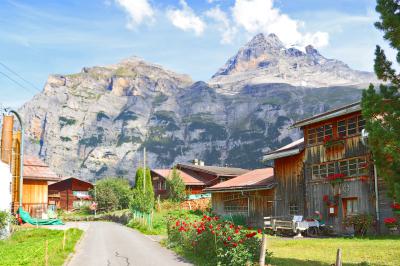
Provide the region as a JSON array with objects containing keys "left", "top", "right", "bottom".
[{"left": 0, "top": 0, "right": 397, "bottom": 108}]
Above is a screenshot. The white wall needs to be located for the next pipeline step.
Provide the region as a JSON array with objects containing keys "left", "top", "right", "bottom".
[{"left": 0, "top": 161, "right": 12, "bottom": 239}]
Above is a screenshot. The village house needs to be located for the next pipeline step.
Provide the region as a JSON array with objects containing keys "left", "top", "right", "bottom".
[
  {"left": 48, "top": 177, "right": 94, "bottom": 211},
  {"left": 151, "top": 161, "right": 249, "bottom": 198},
  {"left": 264, "top": 102, "right": 394, "bottom": 233},
  {"left": 205, "top": 168, "right": 276, "bottom": 226}
]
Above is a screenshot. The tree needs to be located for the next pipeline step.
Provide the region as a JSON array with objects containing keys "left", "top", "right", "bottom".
[
  {"left": 130, "top": 167, "right": 154, "bottom": 213},
  {"left": 167, "top": 168, "right": 186, "bottom": 202},
  {"left": 91, "top": 178, "right": 132, "bottom": 212},
  {"left": 361, "top": 0, "right": 400, "bottom": 199}
]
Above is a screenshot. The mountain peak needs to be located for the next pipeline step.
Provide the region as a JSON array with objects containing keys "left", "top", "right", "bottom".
[
  {"left": 305, "top": 45, "right": 321, "bottom": 56},
  {"left": 246, "top": 33, "right": 285, "bottom": 51}
]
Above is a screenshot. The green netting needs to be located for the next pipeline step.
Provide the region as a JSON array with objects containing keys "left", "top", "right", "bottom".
[{"left": 18, "top": 207, "right": 64, "bottom": 225}]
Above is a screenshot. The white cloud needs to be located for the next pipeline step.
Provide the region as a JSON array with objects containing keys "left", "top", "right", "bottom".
[
  {"left": 115, "top": 0, "right": 155, "bottom": 29},
  {"left": 229, "top": 0, "right": 329, "bottom": 48},
  {"left": 205, "top": 7, "right": 237, "bottom": 44},
  {"left": 166, "top": 0, "right": 205, "bottom": 36}
]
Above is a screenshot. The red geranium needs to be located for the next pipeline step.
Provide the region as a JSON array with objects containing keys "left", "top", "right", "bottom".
[
  {"left": 391, "top": 203, "right": 400, "bottom": 210},
  {"left": 384, "top": 217, "right": 397, "bottom": 224},
  {"left": 323, "top": 195, "right": 329, "bottom": 202}
]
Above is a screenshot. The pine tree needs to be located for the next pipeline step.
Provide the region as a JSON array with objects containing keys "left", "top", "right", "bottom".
[
  {"left": 131, "top": 167, "right": 155, "bottom": 213},
  {"left": 361, "top": 0, "right": 400, "bottom": 199}
]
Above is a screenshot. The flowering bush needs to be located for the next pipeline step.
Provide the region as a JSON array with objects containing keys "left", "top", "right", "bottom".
[
  {"left": 384, "top": 217, "right": 398, "bottom": 228},
  {"left": 343, "top": 214, "right": 373, "bottom": 236},
  {"left": 167, "top": 214, "right": 271, "bottom": 265}
]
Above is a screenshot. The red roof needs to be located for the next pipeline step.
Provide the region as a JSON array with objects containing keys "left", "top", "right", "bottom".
[
  {"left": 151, "top": 169, "right": 206, "bottom": 186},
  {"left": 23, "top": 156, "right": 61, "bottom": 182},
  {"left": 205, "top": 168, "right": 275, "bottom": 192}
]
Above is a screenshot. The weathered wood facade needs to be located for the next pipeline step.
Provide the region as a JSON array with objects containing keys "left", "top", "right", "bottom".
[
  {"left": 206, "top": 168, "right": 276, "bottom": 226},
  {"left": 48, "top": 177, "right": 93, "bottom": 211},
  {"left": 265, "top": 102, "right": 394, "bottom": 233}
]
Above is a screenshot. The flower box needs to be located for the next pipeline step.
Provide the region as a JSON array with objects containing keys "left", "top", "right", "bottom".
[{"left": 323, "top": 136, "right": 345, "bottom": 148}]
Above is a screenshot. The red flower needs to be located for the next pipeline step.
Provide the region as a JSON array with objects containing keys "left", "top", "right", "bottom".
[
  {"left": 323, "top": 135, "right": 331, "bottom": 143},
  {"left": 257, "top": 228, "right": 262, "bottom": 234},
  {"left": 248, "top": 226, "right": 252, "bottom": 230},
  {"left": 384, "top": 217, "right": 397, "bottom": 224},
  {"left": 232, "top": 242, "right": 238, "bottom": 247},
  {"left": 391, "top": 203, "right": 400, "bottom": 210},
  {"left": 323, "top": 195, "right": 329, "bottom": 202},
  {"left": 229, "top": 224, "right": 234, "bottom": 229},
  {"left": 179, "top": 226, "right": 185, "bottom": 232},
  {"left": 227, "top": 236, "right": 231, "bottom": 241},
  {"left": 176, "top": 221, "right": 180, "bottom": 226}
]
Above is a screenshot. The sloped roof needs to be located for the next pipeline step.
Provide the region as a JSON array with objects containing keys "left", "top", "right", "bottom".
[
  {"left": 177, "top": 163, "right": 249, "bottom": 177},
  {"left": 205, "top": 168, "right": 275, "bottom": 192},
  {"left": 291, "top": 102, "right": 361, "bottom": 128},
  {"left": 23, "top": 156, "right": 61, "bottom": 182},
  {"left": 151, "top": 169, "right": 206, "bottom": 186},
  {"left": 263, "top": 138, "right": 304, "bottom": 161},
  {"left": 49, "top": 177, "right": 94, "bottom": 189}
]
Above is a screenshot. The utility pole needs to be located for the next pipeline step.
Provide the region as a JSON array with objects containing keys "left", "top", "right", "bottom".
[{"left": 143, "top": 147, "right": 146, "bottom": 192}]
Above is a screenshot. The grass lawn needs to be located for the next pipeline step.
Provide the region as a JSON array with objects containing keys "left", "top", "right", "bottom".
[
  {"left": 0, "top": 228, "right": 83, "bottom": 266},
  {"left": 267, "top": 236, "right": 400, "bottom": 266}
]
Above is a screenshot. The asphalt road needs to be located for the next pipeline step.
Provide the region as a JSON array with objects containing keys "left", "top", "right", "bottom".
[{"left": 67, "top": 222, "right": 192, "bottom": 266}]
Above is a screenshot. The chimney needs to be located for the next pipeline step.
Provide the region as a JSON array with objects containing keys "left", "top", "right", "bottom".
[
  {"left": 199, "top": 160, "right": 205, "bottom": 166},
  {"left": 1, "top": 115, "right": 14, "bottom": 164}
]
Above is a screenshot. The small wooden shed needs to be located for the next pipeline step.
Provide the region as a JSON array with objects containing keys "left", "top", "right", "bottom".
[
  {"left": 205, "top": 168, "right": 276, "bottom": 226},
  {"left": 48, "top": 177, "right": 93, "bottom": 211},
  {"left": 22, "top": 156, "right": 61, "bottom": 217}
]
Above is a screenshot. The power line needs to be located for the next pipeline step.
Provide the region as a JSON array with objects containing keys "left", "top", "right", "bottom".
[
  {"left": 0, "top": 62, "right": 41, "bottom": 92},
  {"left": 0, "top": 70, "right": 36, "bottom": 94}
]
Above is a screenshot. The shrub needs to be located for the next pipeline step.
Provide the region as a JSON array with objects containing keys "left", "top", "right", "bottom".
[
  {"left": 90, "top": 178, "right": 132, "bottom": 212},
  {"left": 0, "top": 211, "right": 8, "bottom": 230},
  {"left": 343, "top": 214, "right": 374, "bottom": 236},
  {"left": 167, "top": 168, "right": 186, "bottom": 202},
  {"left": 167, "top": 213, "right": 271, "bottom": 266}
]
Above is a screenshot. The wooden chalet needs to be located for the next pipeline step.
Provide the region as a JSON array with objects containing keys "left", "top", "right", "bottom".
[
  {"left": 22, "top": 156, "right": 61, "bottom": 217},
  {"left": 151, "top": 169, "right": 207, "bottom": 198},
  {"left": 205, "top": 168, "right": 276, "bottom": 226},
  {"left": 48, "top": 177, "right": 94, "bottom": 211},
  {"left": 151, "top": 163, "right": 249, "bottom": 198},
  {"left": 264, "top": 102, "right": 394, "bottom": 233}
]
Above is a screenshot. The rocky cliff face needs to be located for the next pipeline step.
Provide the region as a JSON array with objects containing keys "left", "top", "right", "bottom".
[{"left": 20, "top": 35, "right": 370, "bottom": 181}]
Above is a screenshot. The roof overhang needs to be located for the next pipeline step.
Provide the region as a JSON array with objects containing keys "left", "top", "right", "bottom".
[
  {"left": 263, "top": 148, "right": 301, "bottom": 161},
  {"left": 204, "top": 182, "right": 276, "bottom": 193},
  {"left": 291, "top": 102, "right": 361, "bottom": 128}
]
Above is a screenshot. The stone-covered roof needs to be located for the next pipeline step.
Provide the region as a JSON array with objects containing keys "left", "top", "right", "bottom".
[
  {"left": 176, "top": 163, "right": 249, "bottom": 177},
  {"left": 151, "top": 169, "right": 206, "bottom": 186}
]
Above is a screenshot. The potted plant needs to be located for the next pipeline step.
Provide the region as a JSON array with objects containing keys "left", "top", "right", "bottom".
[
  {"left": 383, "top": 217, "right": 398, "bottom": 234},
  {"left": 323, "top": 135, "right": 345, "bottom": 149}
]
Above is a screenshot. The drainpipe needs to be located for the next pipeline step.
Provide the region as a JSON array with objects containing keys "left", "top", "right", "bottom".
[
  {"left": 9, "top": 110, "right": 24, "bottom": 210},
  {"left": 374, "top": 165, "right": 380, "bottom": 225}
]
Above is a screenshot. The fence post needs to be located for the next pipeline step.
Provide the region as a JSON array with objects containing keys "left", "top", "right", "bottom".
[
  {"left": 62, "top": 230, "right": 66, "bottom": 250},
  {"left": 259, "top": 232, "right": 267, "bottom": 266},
  {"left": 45, "top": 240, "right": 48, "bottom": 266},
  {"left": 335, "top": 248, "right": 342, "bottom": 266}
]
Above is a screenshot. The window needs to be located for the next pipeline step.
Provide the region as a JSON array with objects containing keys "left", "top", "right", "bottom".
[
  {"left": 307, "top": 123, "right": 333, "bottom": 145},
  {"left": 308, "top": 128, "right": 316, "bottom": 145},
  {"left": 289, "top": 204, "right": 299, "bottom": 216},
  {"left": 343, "top": 198, "right": 358, "bottom": 216},
  {"left": 337, "top": 115, "right": 365, "bottom": 137},
  {"left": 338, "top": 120, "right": 346, "bottom": 137},
  {"left": 311, "top": 162, "right": 335, "bottom": 180},
  {"left": 311, "top": 157, "right": 368, "bottom": 180}
]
